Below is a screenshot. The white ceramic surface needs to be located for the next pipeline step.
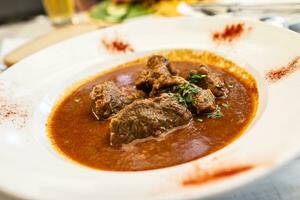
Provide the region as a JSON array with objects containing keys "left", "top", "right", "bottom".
[{"left": 0, "top": 17, "right": 299, "bottom": 200}]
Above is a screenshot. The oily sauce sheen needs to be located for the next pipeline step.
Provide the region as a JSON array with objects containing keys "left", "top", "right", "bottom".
[{"left": 48, "top": 56, "right": 258, "bottom": 171}]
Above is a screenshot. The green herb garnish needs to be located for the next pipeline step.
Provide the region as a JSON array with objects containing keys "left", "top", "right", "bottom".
[
  {"left": 177, "top": 95, "right": 187, "bottom": 106},
  {"left": 177, "top": 83, "right": 200, "bottom": 96},
  {"left": 188, "top": 73, "right": 207, "bottom": 84},
  {"left": 169, "top": 93, "right": 187, "bottom": 106},
  {"left": 171, "top": 82, "right": 200, "bottom": 106},
  {"left": 222, "top": 103, "right": 230, "bottom": 108},
  {"left": 207, "top": 106, "right": 224, "bottom": 119},
  {"left": 175, "top": 83, "right": 200, "bottom": 106}
]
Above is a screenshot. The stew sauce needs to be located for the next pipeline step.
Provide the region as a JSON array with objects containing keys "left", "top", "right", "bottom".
[{"left": 48, "top": 50, "right": 258, "bottom": 171}]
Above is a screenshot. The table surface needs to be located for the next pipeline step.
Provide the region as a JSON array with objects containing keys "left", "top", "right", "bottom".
[{"left": 0, "top": 15, "right": 300, "bottom": 200}]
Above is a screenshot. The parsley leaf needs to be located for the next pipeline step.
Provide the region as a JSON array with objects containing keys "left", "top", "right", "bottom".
[
  {"left": 188, "top": 72, "right": 207, "bottom": 84},
  {"left": 174, "top": 83, "right": 200, "bottom": 106},
  {"left": 207, "top": 106, "right": 224, "bottom": 119},
  {"left": 169, "top": 93, "right": 188, "bottom": 107}
]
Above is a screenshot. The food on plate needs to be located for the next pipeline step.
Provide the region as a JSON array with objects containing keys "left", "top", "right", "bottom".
[
  {"left": 89, "top": 0, "right": 181, "bottom": 23},
  {"left": 90, "top": 81, "right": 145, "bottom": 120},
  {"left": 48, "top": 49, "right": 258, "bottom": 171},
  {"left": 89, "top": 0, "right": 151, "bottom": 23},
  {"left": 188, "top": 65, "right": 228, "bottom": 97},
  {"left": 110, "top": 93, "right": 193, "bottom": 146}
]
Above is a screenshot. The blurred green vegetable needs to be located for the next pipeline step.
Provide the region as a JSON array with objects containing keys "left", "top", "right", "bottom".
[
  {"left": 89, "top": 0, "right": 151, "bottom": 23},
  {"left": 90, "top": 1, "right": 110, "bottom": 20},
  {"left": 126, "top": 3, "right": 151, "bottom": 19}
]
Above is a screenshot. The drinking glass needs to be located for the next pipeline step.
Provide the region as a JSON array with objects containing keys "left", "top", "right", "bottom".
[{"left": 43, "top": 0, "right": 74, "bottom": 26}]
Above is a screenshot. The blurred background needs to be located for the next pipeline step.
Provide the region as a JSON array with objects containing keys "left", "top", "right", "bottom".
[
  {"left": 0, "top": 0, "right": 300, "bottom": 70},
  {"left": 0, "top": 0, "right": 190, "bottom": 25},
  {"left": 0, "top": 0, "right": 44, "bottom": 24}
]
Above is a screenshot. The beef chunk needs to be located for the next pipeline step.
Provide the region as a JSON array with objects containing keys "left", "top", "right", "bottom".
[
  {"left": 135, "top": 55, "right": 181, "bottom": 95},
  {"left": 135, "top": 56, "right": 172, "bottom": 92},
  {"left": 147, "top": 55, "right": 169, "bottom": 69},
  {"left": 150, "top": 75, "right": 186, "bottom": 96},
  {"left": 192, "top": 88, "right": 216, "bottom": 113},
  {"left": 135, "top": 69, "right": 153, "bottom": 93},
  {"left": 90, "top": 81, "right": 144, "bottom": 120},
  {"left": 121, "top": 86, "right": 146, "bottom": 104},
  {"left": 175, "top": 82, "right": 216, "bottom": 114},
  {"left": 190, "top": 65, "right": 228, "bottom": 97},
  {"left": 147, "top": 55, "right": 177, "bottom": 75},
  {"left": 90, "top": 81, "right": 124, "bottom": 120},
  {"left": 110, "top": 93, "right": 192, "bottom": 146}
]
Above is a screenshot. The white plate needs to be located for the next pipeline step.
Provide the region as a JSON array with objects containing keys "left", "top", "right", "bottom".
[{"left": 0, "top": 17, "right": 299, "bottom": 200}]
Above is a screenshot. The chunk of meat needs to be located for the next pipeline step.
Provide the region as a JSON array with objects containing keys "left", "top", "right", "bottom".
[
  {"left": 110, "top": 93, "right": 192, "bottom": 146},
  {"left": 175, "top": 82, "right": 216, "bottom": 114},
  {"left": 90, "top": 81, "right": 124, "bottom": 120},
  {"left": 135, "top": 69, "right": 153, "bottom": 93},
  {"left": 150, "top": 75, "right": 186, "bottom": 96},
  {"left": 90, "top": 81, "right": 144, "bottom": 120},
  {"left": 147, "top": 55, "right": 178, "bottom": 75},
  {"left": 192, "top": 88, "right": 216, "bottom": 113},
  {"left": 190, "top": 65, "right": 228, "bottom": 97},
  {"left": 136, "top": 55, "right": 181, "bottom": 95},
  {"left": 121, "top": 86, "right": 146, "bottom": 104},
  {"left": 149, "top": 72, "right": 216, "bottom": 113}
]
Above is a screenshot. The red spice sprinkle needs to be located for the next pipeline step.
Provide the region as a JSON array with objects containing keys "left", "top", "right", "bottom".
[
  {"left": 182, "top": 165, "right": 254, "bottom": 186},
  {"left": 212, "top": 23, "right": 247, "bottom": 43},
  {"left": 265, "top": 56, "right": 300, "bottom": 82},
  {"left": 0, "top": 100, "right": 29, "bottom": 129},
  {"left": 0, "top": 104, "right": 28, "bottom": 128},
  {"left": 101, "top": 36, "right": 134, "bottom": 54}
]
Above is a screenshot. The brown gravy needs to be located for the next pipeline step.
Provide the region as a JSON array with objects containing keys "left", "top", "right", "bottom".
[{"left": 48, "top": 50, "right": 258, "bottom": 171}]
